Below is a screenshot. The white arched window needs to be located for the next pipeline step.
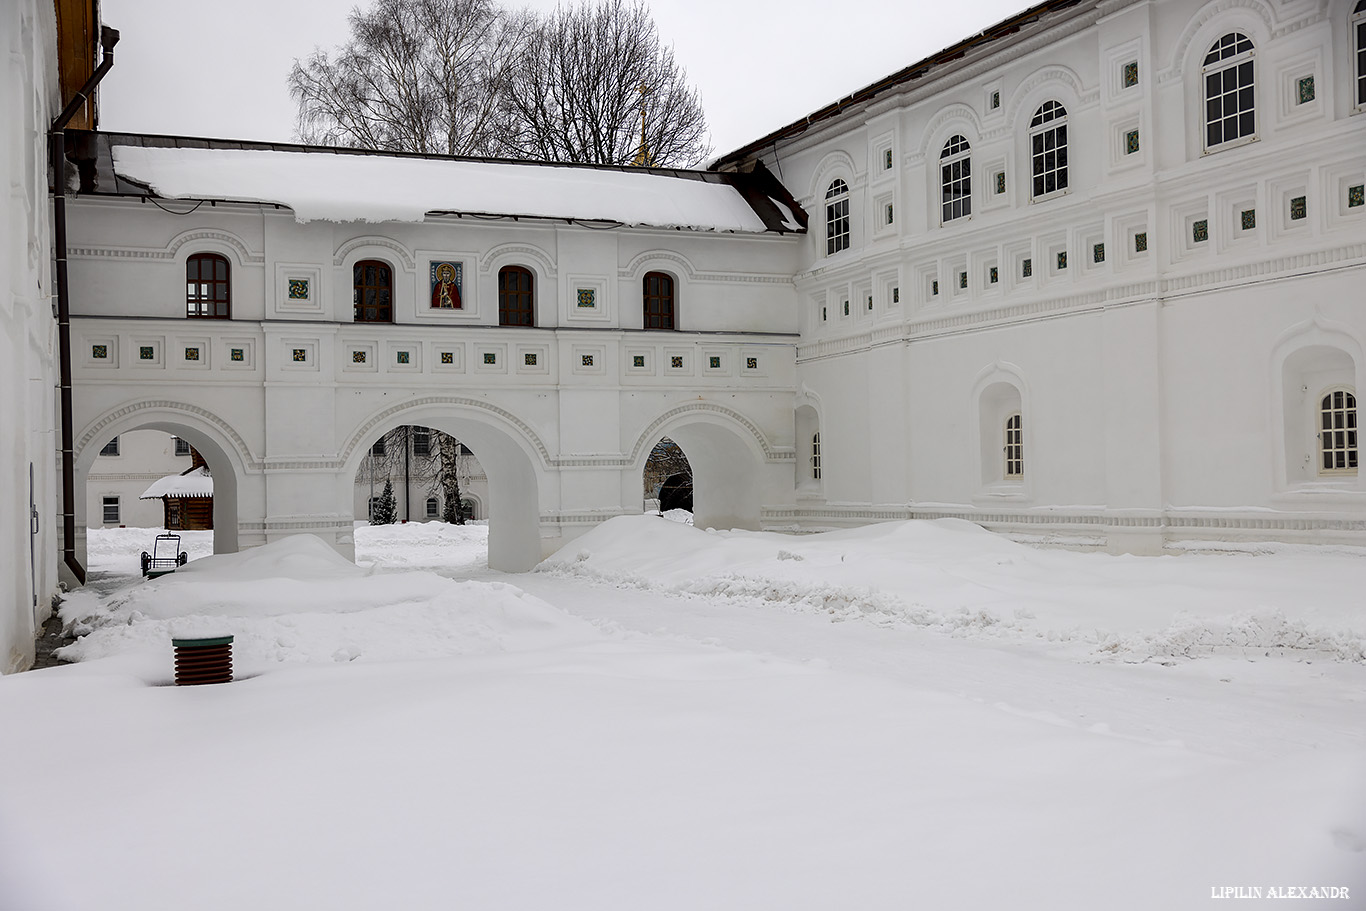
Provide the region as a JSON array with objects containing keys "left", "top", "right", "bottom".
[
  {"left": 1203, "top": 33, "right": 1256, "bottom": 150},
  {"left": 1028, "top": 102, "right": 1068, "bottom": 199},
  {"left": 1004, "top": 413, "right": 1024, "bottom": 479},
  {"left": 825, "top": 180, "right": 850, "bottom": 256},
  {"left": 1354, "top": 1, "right": 1366, "bottom": 109},
  {"left": 940, "top": 135, "right": 972, "bottom": 223},
  {"left": 1319, "top": 388, "right": 1358, "bottom": 475}
]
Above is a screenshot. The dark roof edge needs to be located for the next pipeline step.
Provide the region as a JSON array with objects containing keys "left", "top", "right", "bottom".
[{"left": 709, "top": 0, "right": 1088, "bottom": 171}]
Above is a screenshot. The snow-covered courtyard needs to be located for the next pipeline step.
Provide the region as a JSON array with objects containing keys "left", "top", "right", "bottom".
[{"left": 2, "top": 519, "right": 1364, "bottom": 910}]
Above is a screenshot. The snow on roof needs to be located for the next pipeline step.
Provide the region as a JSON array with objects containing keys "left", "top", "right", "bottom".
[
  {"left": 141, "top": 467, "right": 213, "bottom": 500},
  {"left": 111, "top": 145, "right": 771, "bottom": 232}
]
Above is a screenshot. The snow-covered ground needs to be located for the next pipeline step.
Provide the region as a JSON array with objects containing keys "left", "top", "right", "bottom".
[{"left": 2, "top": 518, "right": 1363, "bottom": 910}]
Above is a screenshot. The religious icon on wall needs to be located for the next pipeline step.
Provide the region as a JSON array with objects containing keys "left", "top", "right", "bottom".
[{"left": 430, "top": 261, "right": 463, "bottom": 309}]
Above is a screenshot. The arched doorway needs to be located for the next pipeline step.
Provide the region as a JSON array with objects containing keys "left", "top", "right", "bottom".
[
  {"left": 350, "top": 425, "right": 488, "bottom": 525},
  {"left": 643, "top": 437, "right": 693, "bottom": 513},
  {"left": 633, "top": 409, "right": 767, "bottom": 532}
]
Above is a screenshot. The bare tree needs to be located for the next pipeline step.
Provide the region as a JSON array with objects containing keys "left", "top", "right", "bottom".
[
  {"left": 500, "top": 0, "right": 711, "bottom": 167},
  {"left": 361, "top": 426, "right": 472, "bottom": 523},
  {"left": 288, "top": 0, "right": 524, "bottom": 157}
]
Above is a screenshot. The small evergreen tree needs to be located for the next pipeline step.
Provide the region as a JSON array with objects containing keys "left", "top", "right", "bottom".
[{"left": 372, "top": 478, "right": 398, "bottom": 525}]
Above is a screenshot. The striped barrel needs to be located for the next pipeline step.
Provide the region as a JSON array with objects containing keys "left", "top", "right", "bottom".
[{"left": 172, "top": 636, "right": 234, "bottom": 686}]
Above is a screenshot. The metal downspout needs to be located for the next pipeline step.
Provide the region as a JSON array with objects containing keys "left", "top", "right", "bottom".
[{"left": 50, "top": 25, "right": 119, "bottom": 587}]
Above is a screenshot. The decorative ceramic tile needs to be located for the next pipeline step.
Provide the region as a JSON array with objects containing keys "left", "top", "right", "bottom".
[
  {"left": 746, "top": 357, "right": 758, "bottom": 369},
  {"left": 709, "top": 356, "right": 721, "bottom": 369},
  {"left": 1125, "top": 130, "right": 1140, "bottom": 155},
  {"left": 959, "top": 272, "right": 968, "bottom": 289},
  {"left": 866, "top": 295, "right": 873, "bottom": 311},
  {"left": 184, "top": 347, "right": 199, "bottom": 362},
  {"left": 932, "top": 280, "right": 939, "bottom": 295},
  {"left": 1057, "top": 251, "right": 1067, "bottom": 270},
  {"left": 842, "top": 300, "right": 849, "bottom": 316},
  {"left": 671, "top": 356, "right": 683, "bottom": 369},
  {"left": 633, "top": 355, "right": 645, "bottom": 368},
  {"left": 989, "top": 267, "right": 998, "bottom": 284},
  {"left": 1022, "top": 259, "right": 1032, "bottom": 278},
  {"left": 230, "top": 348, "right": 244, "bottom": 362},
  {"left": 292, "top": 348, "right": 306, "bottom": 362},
  {"left": 1134, "top": 232, "right": 1148, "bottom": 252},
  {"left": 892, "top": 287, "right": 899, "bottom": 303},
  {"left": 1290, "top": 196, "right": 1307, "bottom": 221},
  {"left": 287, "top": 279, "right": 309, "bottom": 300},
  {"left": 140, "top": 346, "right": 155, "bottom": 360},
  {"left": 576, "top": 288, "right": 595, "bottom": 308},
  {"left": 525, "top": 353, "right": 537, "bottom": 366},
  {"left": 483, "top": 352, "right": 496, "bottom": 365},
  {"left": 1297, "top": 75, "right": 1315, "bottom": 105},
  {"left": 1123, "top": 61, "right": 1138, "bottom": 88},
  {"left": 92, "top": 344, "right": 107, "bottom": 359},
  {"left": 1192, "top": 219, "right": 1208, "bottom": 243},
  {"left": 883, "top": 149, "right": 893, "bottom": 170},
  {"left": 991, "top": 91, "right": 1000, "bottom": 109},
  {"left": 1093, "top": 243, "right": 1105, "bottom": 263},
  {"left": 1241, "top": 209, "right": 1256, "bottom": 231},
  {"left": 396, "top": 350, "right": 410, "bottom": 365},
  {"left": 885, "top": 203, "right": 894, "bottom": 224},
  {"left": 441, "top": 351, "right": 454, "bottom": 364},
  {"left": 995, "top": 172, "right": 1006, "bottom": 195},
  {"left": 353, "top": 350, "right": 366, "bottom": 364},
  {"left": 1349, "top": 185, "right": 1364, "bottom": 208}
]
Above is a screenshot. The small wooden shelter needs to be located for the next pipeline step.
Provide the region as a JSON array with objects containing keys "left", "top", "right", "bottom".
[{"left": 140, "top": 449, "right": 213, "bottom": 530}]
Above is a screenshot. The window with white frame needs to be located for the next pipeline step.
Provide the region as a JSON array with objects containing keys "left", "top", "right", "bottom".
[
  {"left": 1354, "top": 1, "right": 1366, "bottom": 108},
  {"left": 940, "top": 135, "right": 972, "bottom": 223},
  {"left": 1319, "top": 388, "right": 1358, "bottom": 475},
  {"left": 825, "top": 180, "right": 850, "bottom": 255},
  {"left": 102, "top": 496, "right": 120, "bottom": 524},
  {"left": 1203, "top": 33, "right": 1256, "bottom": 149},
  {"left": 99, "top": 436, "right": 119, "bottom": 457},
  {"left": 811, "top": 432, "right": 822, "bottom": 480},
  {"left": 174, "top": 436, "right": 191, "bottom": 457},
  {"left": 426, "top": 497, "right": 439, "bottom": 519},
  {"left": 1029, "top": 102, "right": 1068, "bottom": 198},
  {"left": 1004, "top": 414, "right": 1024, "bottom": 479}
]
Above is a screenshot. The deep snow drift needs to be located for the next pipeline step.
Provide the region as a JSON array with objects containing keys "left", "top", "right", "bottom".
[{"left": 2, "top": 519, "right": 1363, "bottom": 911}]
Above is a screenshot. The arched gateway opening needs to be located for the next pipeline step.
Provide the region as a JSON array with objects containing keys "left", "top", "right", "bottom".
[
  {"left": 632, "top": 409, "right": 765, "bottom": 532},
  {"left": 340, "top": 405, "right": 543, "bottom": 572},
  {"left": 74, "top": 410, "right": 246, "bottom": 579}
]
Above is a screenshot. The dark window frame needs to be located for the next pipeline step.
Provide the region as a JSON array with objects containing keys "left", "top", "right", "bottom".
[
  {"left": 186, "top": 252, "right": 231, "bottom": 319},
  {"left": 353, "top": 259, "right": 394, "bottom": 323},
  {"left": 498, "top": 266, "right": 535, "bottom": 327},
  {"left": 643, "top": 271, "right": 676, "bottom": 330},
  {"left": 99, "top": 436, "right": 120, "bottom": 457}
]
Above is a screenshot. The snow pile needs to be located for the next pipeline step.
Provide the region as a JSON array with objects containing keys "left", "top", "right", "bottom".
[
  {"left": 353, "top": 519, "right": 488, "bottom": 572},
  {"left": 58, "top": 534, "right": 598, "bottom": 669},
  {"left": 84, "top": 526, "right": 214, "bottom": 575},
  {"left": 541, "top": 516, "right": 1366, "bottom": 662},
  {"left": 112, "top": 145, "right": 770, "bottom": 231}
]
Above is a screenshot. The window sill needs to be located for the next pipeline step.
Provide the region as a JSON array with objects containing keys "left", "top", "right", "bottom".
[
  {"left": 973, "top": 483, "right": 1030, "bottom": 505},
  {"left": 1202, "top": 135, "right": 1258, "bottom": 156}
]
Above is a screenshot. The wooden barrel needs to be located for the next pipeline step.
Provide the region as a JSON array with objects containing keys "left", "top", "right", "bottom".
[{"left": 172, "top": 636, "right": 233, "bottom": 685}]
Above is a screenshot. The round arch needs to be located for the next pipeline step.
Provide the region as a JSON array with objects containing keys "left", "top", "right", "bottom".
[
  {"left": 75, "top": 402, "right": 252, "bottom": 555},
  {"left": 339, "top": 400, "right": 549, "bottom": 571},
  {"left": 629, "top": 404, "right": 774, "bottom": 531}
]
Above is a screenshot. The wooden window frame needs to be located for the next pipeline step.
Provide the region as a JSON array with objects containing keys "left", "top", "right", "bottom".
[
  {"left": 643, "top": 271, "right": 675, "bottom": 330},
  {"left": 498, "top": 266, "right": 535, "bottom": 327},
  {"left": 353, "top": 259, "right": 394, "bottom": 323},
  {"left": 186, "top": 252, "right": 231, "bottom": 319}
]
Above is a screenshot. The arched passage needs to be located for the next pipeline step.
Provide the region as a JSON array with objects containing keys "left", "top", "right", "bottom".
[
  {"left": 74, "top": 407, "right": 248, "bottom": 561},
  {"left": 631, "top": 408, "right": 767, "bottom": 531},
  {"left": 340, "top": 404, "right": 545, "bottom": 571}
]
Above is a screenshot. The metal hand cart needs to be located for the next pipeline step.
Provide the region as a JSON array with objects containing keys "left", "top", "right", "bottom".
[{"left": 140, "top": 533, "right": 189, "bottom": 578}]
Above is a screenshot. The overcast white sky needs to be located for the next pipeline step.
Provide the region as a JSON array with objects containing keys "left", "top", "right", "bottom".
[{"left": 98, "top": 0, "right": 1030, "bottom": 160}]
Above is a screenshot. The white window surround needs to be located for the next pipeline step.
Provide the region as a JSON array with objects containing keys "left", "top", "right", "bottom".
[
  {"left": 1202, "top": 32, "right": 1257, "bottom": 152},
  {"left": 1028, "top": 101, "right": 1069, "bottom": 201},
  {"left": 1319, "top": 387, "right": 1359, "bottom": 476},
  {"left": 102, "top": 496, "right": 120, "bottom": 525},
  {"left": 825, "top": 180, "right": 850, "bottom": 256},
  {"left": 940, "top": 135, "right": 972, "bottom": 224},
  {"left": 1004, "top": 413, "right": 1024, "bottom": 479},
  {"left": 1354, "top": 0, "right": 1366, "bottom": 112}
]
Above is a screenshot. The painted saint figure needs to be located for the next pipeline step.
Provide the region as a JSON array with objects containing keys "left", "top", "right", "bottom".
[{"left": 431, "top": 262, "right": 462, "bottom": 309}]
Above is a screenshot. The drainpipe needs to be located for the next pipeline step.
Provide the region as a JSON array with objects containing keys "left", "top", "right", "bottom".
[{"left": 51, "top": 25, "right": 120, "bottom": 586}]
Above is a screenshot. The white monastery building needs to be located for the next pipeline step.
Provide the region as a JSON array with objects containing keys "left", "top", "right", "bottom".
[{"left": 4, "top": 0, "right": 1365, "bottom": 670}]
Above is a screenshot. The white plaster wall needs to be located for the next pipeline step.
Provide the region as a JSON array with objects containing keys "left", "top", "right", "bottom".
[
  {"left": 1, "top": 0, "right": 60, "bottom": 673},
  {"left": 85, "top": 429, "right": 195, "bottom": 529}
]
